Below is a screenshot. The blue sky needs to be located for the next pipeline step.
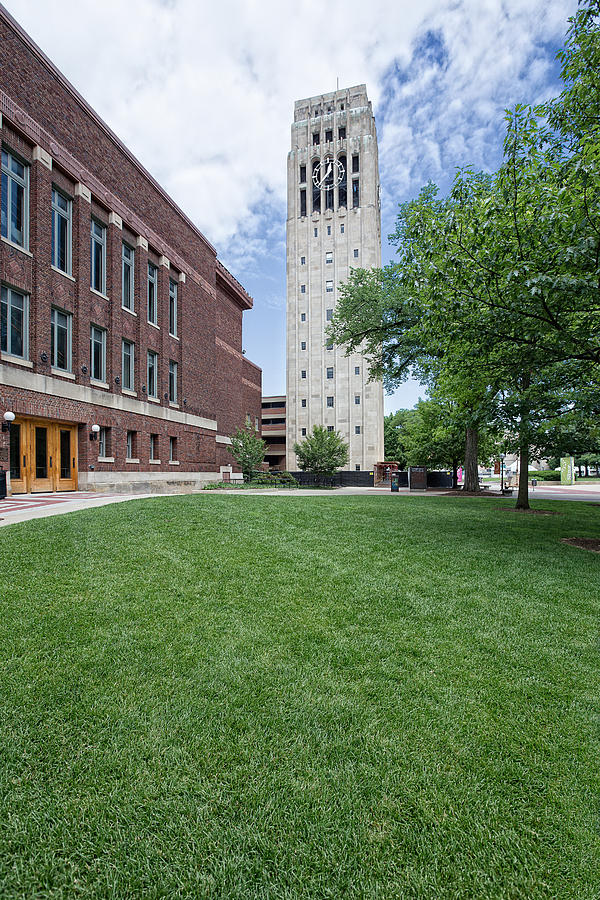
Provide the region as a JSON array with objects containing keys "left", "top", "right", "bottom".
[{"left": 6, "top": 0, "right": 578, "bottom": 412}]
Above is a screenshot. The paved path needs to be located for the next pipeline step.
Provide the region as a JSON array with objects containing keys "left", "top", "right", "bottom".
[{"left": 0, "top": 491, "right": 151, "bottom": 527}]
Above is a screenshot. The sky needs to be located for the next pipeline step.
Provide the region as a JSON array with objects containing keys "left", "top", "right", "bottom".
[{"left": 5, "top": 0, "right": 578, "bottom": 412}]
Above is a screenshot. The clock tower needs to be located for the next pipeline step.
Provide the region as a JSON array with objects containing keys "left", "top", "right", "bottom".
[{"left": 285, "top": 85, "right": 384, "bottom": 472}]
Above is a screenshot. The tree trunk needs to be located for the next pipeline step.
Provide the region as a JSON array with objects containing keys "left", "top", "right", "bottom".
[
  {"left": 516, "top": 443, "right": 530, "bottom": 510},
  {"left": 463, "top": 428, "right": 479, "bottom": 492},
  {"left": 452, "top": 460, "right": 458, "bottom": 490}
]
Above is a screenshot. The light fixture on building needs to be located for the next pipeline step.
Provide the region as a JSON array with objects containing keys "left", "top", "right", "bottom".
[
  {"left": 2, "top": 411, "right": 15, "bottom": 433},
  {"left": 90, "top": 423, "right": 100, "bottom": 441}
]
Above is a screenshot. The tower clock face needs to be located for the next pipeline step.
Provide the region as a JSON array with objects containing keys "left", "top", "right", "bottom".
[{"left": 312, "top": 157, "right": 345, "bottom": 189}]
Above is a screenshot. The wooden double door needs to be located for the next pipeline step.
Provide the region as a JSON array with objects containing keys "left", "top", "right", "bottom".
[{"left": 9, "top": 418, "right": 78, "bottom": 493}]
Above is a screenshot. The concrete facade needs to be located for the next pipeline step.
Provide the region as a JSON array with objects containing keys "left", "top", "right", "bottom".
[{"left": 285, "top": 85, "right": 384, "bottom": 471}]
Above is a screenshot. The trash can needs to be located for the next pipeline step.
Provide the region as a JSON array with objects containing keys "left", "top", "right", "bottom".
[
  {"left": 0, "top": 469, "right": 7, "bottom": 500},
  {"left": 390, "top": 472, "right": 400, "bottom": 492}
]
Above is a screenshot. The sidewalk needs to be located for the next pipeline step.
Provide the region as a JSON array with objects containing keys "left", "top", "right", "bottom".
[{"left": 0, "top": 491, "right": 151, "bottom": 527}]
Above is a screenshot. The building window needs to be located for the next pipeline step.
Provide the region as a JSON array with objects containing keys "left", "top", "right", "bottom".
[
  {"left": 326, "top": 308, "right": 333, "bottom": 321},
  {"left": 301, "top": 428, "right": 307, "bottom": 436},
  {"left": 301, "top": 399, "right": 306, "bottom": 407},
  {"left": 300, "top": 312, "right": 306, "bottom": 322},
  {"left": 148, "top": 262, "right": 158, "bottom": 324},
  {"left": 169, "top": 436, "right": 177, "bottom": 461},
  {"left": 338, "top": 126, "right": 346, "bottom": 139},
  {"left": 98, "top": 426, "right": 110, "bottom": 458},
  {"left": 355, "top": 366, "right": 360, "bottom": 375},
  {"left": 355, "top": 464, "right": 361, "bottom": 471},
  {"left": 1, "top": 148, "right": 28, "bottom": 248},
  {"left": 122, "top": 339, "right": 135, "bottom": 390},
  {"left": 300, "top": 284, "right": 306, "bottom": 294},
  {"left": 326, "top": 342, "right": 333, "bottom": 350},
  {"left": 325, "top": 129, "right": 332, "bottom": 142},
  {"left": 326, "top": 366, "right": 334, "bottom": 379},
  {"left": 314, "top": 227, "right": 318, "bottom": 238},
  {"left": 150, "top": 433, "right": 158, "bottom": 461},
  {"left": 340, "top": 223, "right": 344, "bottom": 233},
  {"left": 300, "top": 189, "right": 306, "bottom": 217},
  {"left": 355, "top": 394, "right": 361, "bottom": 405},
  {"left": 352, "top": 154, "right": 359, "bottom": 173},
  {"left": 355, "top": 425, "right": 361, "bottom": 434},
  {"left": 300, "top": 256, "right": 306, "bottom": 265},
  {"left": 169, "top": 279, "right": 178, "bottom": 336},
  {"left": 169, "top": 360, "right": 178, "bottom": 403},
  {"left": 91, "top": 220, "right": 106, "bottom": 294},
  {"left": 299, "top": 164, "right": 306, "bottom": 182},
  {"left": 326, "top": 281, "right": 333, "bottom": 293},
  {"left": 50, "top": 307, "right": 72, "bottom": 371},
  {"left": 122, "top": 242, "right": 134, "bottom": 311},
  {"left": 327, "top": 426, "right": 334, "bottom": 432},
  {"left": 1, "top": 285, "right": 28, "bottom": 359},
  {"left": 352, "top": 179, "right": 360, "bottom": 208},
  {"left": 312, "top": 132, "right": 320, "bottom": 145},
  {"left": 301, "top": 370, "right": 306, "bottom": 379},
  {"left": 327, "top": 396, "right": 334, "bottom": 407},
  {"left": 126, "top": 430, "right": 136, "bottom": 460},
  {"left": 312, "top": 161, "right": 320, "bottom": 214},
  {"left": 147, "top": 350, "right": 158, "bottom": 398},
  {"left": 301, "top": 341, "right": 306, "bottom": 350},
  {"left": 325, "top": 251, "right": 333, "bottom": 264},
  {"left": 327, "top": 225, "right": 331, "bottom": 236},
  {"left": 90, "top": 325, "right": 106, "bottom": 382},
  {"left": 353, "top": 249, "right": 359, "bottom": 258},
  {"left": 51, "top": 188, "right": 72, "bottom": 274}
]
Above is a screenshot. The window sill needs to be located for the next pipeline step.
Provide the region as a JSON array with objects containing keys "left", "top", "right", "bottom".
[
  {"left": 90, "top": 287, "right": 109, "bottom": 301},
  {"left": 90, "top": 378, "right": 109, "bottom": 389},
  {"left": 125, "top": 458, "right": 140, "bottom": 464},
  {"left": 51, "top": 265, "right": 76, "bottom": 283},
  {"left": 1, "top": 236, "right": 33, "bottom": 257},
  {"left": 147, "top": 396, "right": 160, "bottom": 404},
  {"left": 149, "top": 459, "right": 161, "bottom": 465},
  {"left": 51, "top": 367, "right": 75, "bottom": 380},
  {"left": 122, "top": 388, "right": 137, "bottom": 397},
  {"left": 97, "top": 456, "right": 114, "bottom": 464},
  {"left": 169, "top": 402, "right": 179, "bottom": 409},
  {"left": 0, "top": 353, "right": 33, "bottom": 368},
  {"left": 122, "top": 306, "right": 137, "bottom": 317},
  {"left": 169, "top": 460, "right": 180, "bottom": 466},
  {"left": 168, "top": 333, "right": 179, "bottom": 341},
  {"left": 148, "top": 321, "right": 160, "bottom": 330}
]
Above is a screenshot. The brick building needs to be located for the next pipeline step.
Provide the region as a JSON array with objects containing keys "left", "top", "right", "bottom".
[
  {"left": 261, "top": 396, "right": 286, "bottom": 470},
  {"left": 0, "top": 5, "right": 261, "bottom": 493}
]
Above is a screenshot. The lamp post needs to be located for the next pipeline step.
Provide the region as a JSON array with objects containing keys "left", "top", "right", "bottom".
[
  {"left": 500, "top": 453, "right": 506, "bottom": 493},
  {"left": 2, "top": 411, "right": 15, "bottom": 433}
]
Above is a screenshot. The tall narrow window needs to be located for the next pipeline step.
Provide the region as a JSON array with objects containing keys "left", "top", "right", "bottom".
[
  {"left": 50, "top": 307, "right": 72, "bottom": 372},
  {"left": 312, "top": 160, "right": 321, "bottom": 214},
  {"left": 169, "top": 436, "right": 177, "bottom": 462},
  {"left": 90, "top": 220, "right": 106, "bottom": 294},
  {"left": 1, "top": 149, "right": 28, "bottom": 248},
  {"left": 312, "top": 132, "right": 320, "bottom": 145},
  {"left": 122, "top": 339, "right": 135, "bottom": 390},
  {"left": 326, "top": 367, "right": 334, "bottom": 379},
  {"left": 326, "top": 280, "right": 333, "bottom": 293},
  {"left": 301, "top": 399, "right": 307, "bottom": 407},
  {"left": 169, "top": 279, "right": 178, "bottom": 336},
  {"left": 147, "top": 263, "right": 158, "bottom": 324},
  {"left": 352, "top": 178, "right": 360, "bottom": 208},
  {"left": 327, "top": 396, "right": 334, "bottom": 407},
  {"left": 147, "top": 350, "right": 158, "bottom": 398},
  {"left": 301, "top": 341, "right": 306, "bottom": 350},
  {"left": 352, "top": 154, "right": 359, "bottom": 173},
  {"left": 326, "top": 308, "right": 333, "bottom": 321},
  {"left": 300, "top": 284, "right": 306, "bottom": 294},
  {"left": 150, "top": 433, "right": 158, "bottom": 461},
  {"left": 325, "top": 251, "right": 333, "bottom": 264},
  {"left": 325, "top": 159, "right": 334, "bottom": 211},
  {"left": 90, "top": 325, "right": 106, "bottom": 382},
  {"left": 169, "top": 360, "right": 178, "bottom": 403},
  {"left": 300, "top": 188, "right": 306, "bottom": 217},
  {"left": 98, "top": 427, "right": 109, "bottom": 458},
  {"left": 353, "top": 248, "right": 359, "bottom": 258},
  {"left": 51, "top": 188, "right": 71, "bottom": 274},
  {"left": 126, "top": 430, "right": 136, "bottom": 460},
  {"left": 355, "top": 394, "right": 361, "bottom": 405},
  {"left": 1, "top": 285, "right": 28, "bottom": 359},
  {"left": 325, "top": 129, "right": 332, "bottom": 142},
  {"left": 338, "top": 126, "right": 346, "bottom": 140},
  {"left": 299, "top": 165, "right": 306, "bottom": 183},
  {"left": 338, "top": 155, "right": 347, "bottom": 208},
  {"left": 122, "top": 243, "right": 134, "bottom": 311},
  {"left": 300, "top": 312, "right": 306, "bottom": 322}
]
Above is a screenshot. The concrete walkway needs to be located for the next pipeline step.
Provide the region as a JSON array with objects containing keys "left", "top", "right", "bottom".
[{"left": 0, "top": 491, "right": 152, "bottom": 527}]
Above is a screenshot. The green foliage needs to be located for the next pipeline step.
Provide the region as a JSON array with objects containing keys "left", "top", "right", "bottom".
[
  {"left": 228, "top": 424, "right": 267, "bottom": 482},
  {"left": 529, "top": 470, "right": 561, "bottom": 481},
  {"left": 293, "top": 425, "right": 349, "bottom": 477}
]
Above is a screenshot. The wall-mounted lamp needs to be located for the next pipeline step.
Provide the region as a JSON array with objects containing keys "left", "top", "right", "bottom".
[
  {"left": 2, "top": 411, "right": 15, "bottom": 433},
  {"left": 89, "top": 423, "right": 100, "bottom": 441}
]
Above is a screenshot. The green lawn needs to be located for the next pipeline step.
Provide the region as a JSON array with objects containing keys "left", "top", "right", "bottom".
[{"left": 1, "top": 495, "right": 598, "bottom": 899}]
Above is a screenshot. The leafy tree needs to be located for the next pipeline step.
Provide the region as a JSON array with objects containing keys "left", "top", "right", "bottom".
[
  {"left": 228, "top": 423, "right": 267, "bottom": 482},
  {"left": 384, "top": 410, "right": 411, "bottom": 465},
  {"left": 293, "top": 425, "right": 349, "bottom": 478}
]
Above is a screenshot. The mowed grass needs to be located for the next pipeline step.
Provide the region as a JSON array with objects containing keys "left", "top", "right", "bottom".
[{"left": 0, "top": 494, "right": 599, "bottom": 899}]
